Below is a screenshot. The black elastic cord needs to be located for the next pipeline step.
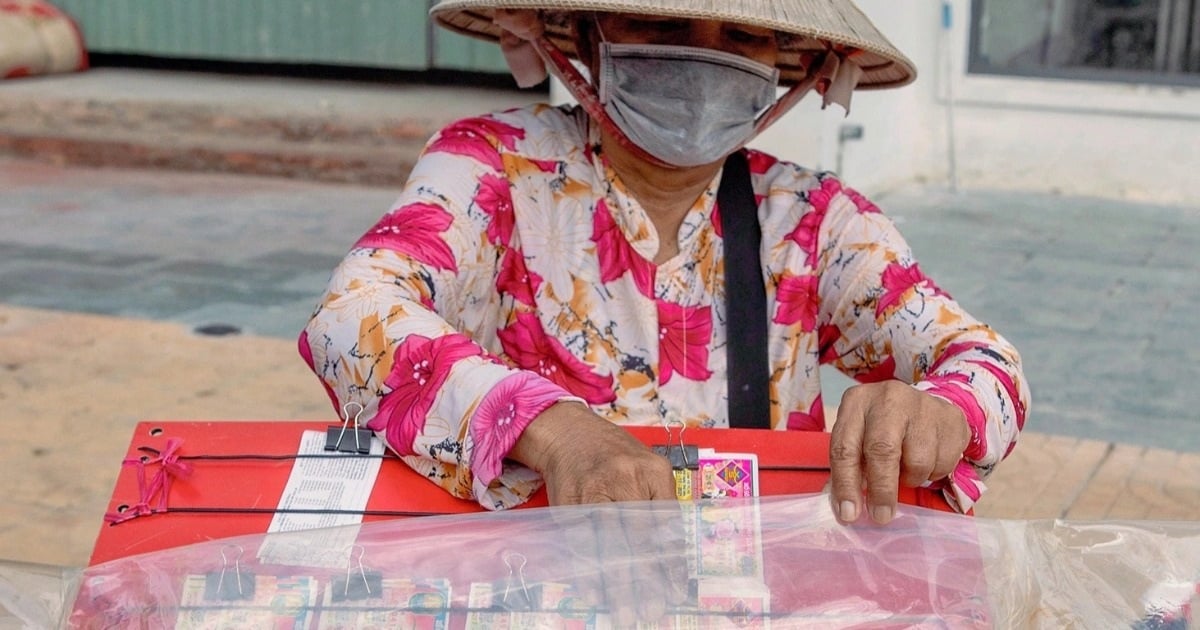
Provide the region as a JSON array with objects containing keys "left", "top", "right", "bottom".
[
  {"left": 138, "top": 446, "right": 390, "bottom": 461},
  {"left": 719, "top": 151, "right": 771, "bottom": 429}
]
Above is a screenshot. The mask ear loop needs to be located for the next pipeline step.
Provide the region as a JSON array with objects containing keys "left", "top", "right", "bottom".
[
  {"left": 753, "top": 61, "right": 823, "bottom": 136},
  {"left": 527, "top": 32, "right": 676, "bottom": 169}
]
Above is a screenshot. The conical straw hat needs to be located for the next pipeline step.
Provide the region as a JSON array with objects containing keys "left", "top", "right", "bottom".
[{"left": 430, "top": 0, "right": 916, "bottom": 89}]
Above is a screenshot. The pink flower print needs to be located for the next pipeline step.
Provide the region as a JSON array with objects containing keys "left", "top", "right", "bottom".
[
  {"left": 469, "top": 373, "right": 567, "bottom": 485},
  {"left": 476, "top": 174, "right": 515, "bottom": 247},
  {"left": 657, "top": 300, "right": 714, "bottom": 384},
  {"left": 773, "top": 273, "right": 819, "bottom": 332},
  {"left": 371, "top": 334, "right": 484, "bottom": 454},
  {"left": 922, "top": 375, "right": 988, "bottom": 460},
  {"left": 498, "top": 312, "right": 617, "bottom": 404},
  {"left": 927, "top": 341, "right": 991, "bottom": 374},
  {"left": 818, "top": 324, "right": 842, "bottom": 364},
  {"left": 967, "top": 359, "right": 1028, "bottom": 430},
  {"left": 297, "top": 330, "right": 340, "bottom": 410},
  {"left": 355, "top": 202, "right": 458, "bottom": 272},
  {"left": 844, "top": 186, "right": 881, "bottom": 214},
  {"left": 746, "top": 149, "right": 778, "bottom": 176},
  {"left": 785, "top": 208, "right": 825, "bottom": 268},
  {"left": 876, "top": 262, "right": 948, "bottom": 318},
  {"left": 786, "top": 396, "right": 826, "bottom": 431},
  {"left": 496, "top": 247, "right": 542, "bottom": 306},
  {"left": 950, "top": 462, "right": 983, "bottom": 503},
  {"left": 805, "top": 177, "right": 844, "bottom": 212},
  {"left": 592, "top": 199, "right": 654, "bottom": 297},
  {"left": 857, "top": 355, "right": 897, "bottom": 383},
  {"left": 530, "top": 158, "right": 561, "bottom": 173},
  {"left": 425, "top": 116, "right": 526, "bottom": 171}
]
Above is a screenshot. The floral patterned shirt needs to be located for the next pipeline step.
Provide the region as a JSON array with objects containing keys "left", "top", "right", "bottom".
[{"left": 299, "top": 104, "right": 1030, "bottom": 513}]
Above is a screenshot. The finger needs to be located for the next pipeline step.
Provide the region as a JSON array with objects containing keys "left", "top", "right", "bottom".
[
  {"left": 862, "top": 408, "right": 905, "bottom": 525},
  {"left": 595, "top": 507, "right": 638, "bottom": 627},
  {"left": 932, "top": 408, "right": 971, "bottom": 481},
  {"left": 900, "top": 417, "right": 938, "bottom": 487},
  {"left": 645, "top": 458, "right": 678, "bottom": 502},
  {"left": 623, "top": 503, "right": 685, "bottom": 622},
  {"left": 560, "top": 508, "right": 605, "bottom": 608},
  {"left": 657, "top": 508, "right": 691, "bottom": 608},
  {"left": 829, "top": 393, "right": 867, "bottom": 523}
]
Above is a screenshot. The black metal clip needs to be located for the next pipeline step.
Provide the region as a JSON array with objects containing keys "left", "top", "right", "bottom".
[
  {"left": 331, "top": 545, "right": 383, "bottom": 602},
  {"left": 204, "top": 545, "right": 255, "bottom": 601},
  {"left": 325, "top": 401, "right": 373, "bottom": 454},
  {"left": 652, "top": 416, "right": 698, "bottom": 470}
]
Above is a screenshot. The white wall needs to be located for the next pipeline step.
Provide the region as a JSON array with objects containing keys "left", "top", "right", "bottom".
[
  {"left": 552, "top": 0, "right": 1200, "bottom": 205},
  {"left": 749, "top": 1, "right": 947, "bottom": 195},
  {"left": 946, "top": 0, "right": 1200, "bottom": 204}
]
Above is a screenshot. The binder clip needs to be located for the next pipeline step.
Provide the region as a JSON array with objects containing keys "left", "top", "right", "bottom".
[
  {"left": 204, "top": 545, "right": 255, "bottom": 601},
  {"left": 492, "top": 552, "right": 540, "bottom": 612},
  {"left": 326, "top": 401, "right": 373, "bottom": 455},
  {"left": 331, "top": 545, "right": 383, "bottom": 602},
  {"left": 651, "top": 416, "right": 698, "bottom": 470}
]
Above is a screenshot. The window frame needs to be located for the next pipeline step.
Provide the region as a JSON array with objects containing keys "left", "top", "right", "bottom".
[{"left": 967, "top": 0, "right": 1200, "bottom": 87}]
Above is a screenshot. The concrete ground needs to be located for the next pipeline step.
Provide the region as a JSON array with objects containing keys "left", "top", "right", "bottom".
[{"left": 1, "top": 69, "right": 1198, "bottom": 569}]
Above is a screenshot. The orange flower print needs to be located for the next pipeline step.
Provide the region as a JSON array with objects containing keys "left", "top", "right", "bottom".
[
  {"left": 372, "top": 333, "right": 483, "bottom": 455},
  {"left": 497, "top": 312, "right": 617, "bottom": 404},
  {"left": 657, "top": 300, "right": 714, "bottom": 384},
  {"left": 356, "top": 202, "right": 457, "bottom": 272}
]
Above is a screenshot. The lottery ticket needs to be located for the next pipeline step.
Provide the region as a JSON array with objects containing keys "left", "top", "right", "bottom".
[
  {"left": 695, "top": 578, "right": 770, "bottom": 630},
  {"left": 465, "top": 581, "right": 597, "bottom": 629},
  {"left": 693, "top": 501, "right": 763, "bottom": 580},
  {"left": 317, "top": 577, "right": 451, "bottom": 629},
  {"left": 695, "top": 451, "right": 758, "bottom": 499},
  {"left": 176, "top": 574, "right": 318, "bottom": 629}
]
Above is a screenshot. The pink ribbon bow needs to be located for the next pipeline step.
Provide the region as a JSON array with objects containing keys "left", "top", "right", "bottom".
[{"left": 104, "top": 437, "right": 194, "bottom": 525}]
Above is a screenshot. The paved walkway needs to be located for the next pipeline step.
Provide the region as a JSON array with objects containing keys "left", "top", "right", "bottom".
[{"left": 1, "top": 69, "right": 1197, "bottom": 568}]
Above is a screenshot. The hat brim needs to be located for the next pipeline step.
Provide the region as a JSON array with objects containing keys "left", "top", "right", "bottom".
[{"left": 430, "top": 0, "right": 916, "bottom": 89}]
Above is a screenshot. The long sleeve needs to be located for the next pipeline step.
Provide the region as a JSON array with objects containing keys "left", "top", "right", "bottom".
[
  {"left": 811, "top": 177, "right": 1030, "bottom": 513},
  {"left": 299, "top": 116, "right": 580, "bottom": 509}
]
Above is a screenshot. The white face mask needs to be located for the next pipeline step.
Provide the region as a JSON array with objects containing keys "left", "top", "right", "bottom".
[{"left": 597, "top": 42, "right": 780, "bottom": 167}]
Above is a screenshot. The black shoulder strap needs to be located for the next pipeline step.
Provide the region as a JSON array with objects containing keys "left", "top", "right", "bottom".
[{"left": 718, "top": 151, "right": 771, "bottom": 429}]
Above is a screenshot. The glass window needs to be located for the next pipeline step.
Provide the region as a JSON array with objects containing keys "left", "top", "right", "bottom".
[{"left": 969, "top": 0, "right": 1200, "bottom": 84}]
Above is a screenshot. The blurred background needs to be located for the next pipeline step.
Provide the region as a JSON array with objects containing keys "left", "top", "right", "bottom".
[{"left": 1, "top": 0, "right": 1198, "bottom": 569}]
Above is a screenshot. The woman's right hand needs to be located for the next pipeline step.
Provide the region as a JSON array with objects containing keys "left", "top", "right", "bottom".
[
  {"left": 507, "top": 402, "right": 686, "bottom": 626},
  {"left": 509, "top": 401, "right": 677, "bottom": 504}
]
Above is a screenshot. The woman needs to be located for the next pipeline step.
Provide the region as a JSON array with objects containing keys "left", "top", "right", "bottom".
[{"left": 299, "top": 0, "right": 1029, "bottom": 526}]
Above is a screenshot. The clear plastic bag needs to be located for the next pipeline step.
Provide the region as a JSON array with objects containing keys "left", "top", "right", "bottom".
[
  {"left": 8, "top": 495, "right": 1198, "bottom": 628},
  {"left": 0, "top": 561, "right": 78, "bottom": 630}
]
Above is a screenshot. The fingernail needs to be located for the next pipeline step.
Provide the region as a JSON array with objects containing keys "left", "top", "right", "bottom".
[
  {"left": 872, "top": 505, "right": 893, "bottom": 524},
  {"left": 839, "top": 500, "right": 857, "bottom": 522}
]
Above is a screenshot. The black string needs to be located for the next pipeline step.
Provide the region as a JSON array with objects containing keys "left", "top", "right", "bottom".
[
  {"left": 108, "top": 506, "right": 450, "bottom": 526},
  {"left": 138, "top": 446, "right": 391, "bottom": 461},
  {"left": 169, "top": 603, "right": 835, "bottom": 621}
]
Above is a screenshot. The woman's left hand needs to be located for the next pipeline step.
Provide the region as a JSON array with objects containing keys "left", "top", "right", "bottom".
[{"left": 828, "top": 380, "right": 970, "bottom": 525}]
